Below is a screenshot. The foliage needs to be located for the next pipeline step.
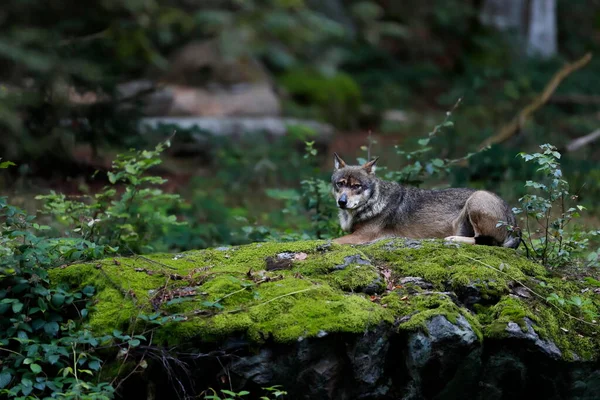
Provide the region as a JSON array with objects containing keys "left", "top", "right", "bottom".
[
  {"left": 296, "top": 141, "right": 341, "bottom": 239},
  {"left": 0, "top": 0, "right": 193, "bottom": 166},
  {"left": 378, "top": 99, "right": 482, "bottom": 187},
  {"left": 0, "top": 194, "right": 116, "bottom": 398},
  {"left": 203, "top": 386, "right": 287, "bottom": 400},
  {"left": 194, "top": 0, "right": 347, "bottom": 73},
  {"left": 0, "top": 141, "right": 191, "bottom": 398},
  {"left": 278, "top": 69, "right": 362, "bottom": 128},
  {"left": 509, "top": 144, "right": 594, "bottom": 267},
  {"left": 36, "top": 139, "right": 184, "bottom": 254}
]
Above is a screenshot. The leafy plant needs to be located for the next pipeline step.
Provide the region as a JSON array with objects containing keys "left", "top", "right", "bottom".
[
  {"left": 0, "top": 143, "right": 192, "bottom": 398},
  {"left": 203, "top": 385, "right": 287, "bottom": 400},
  {"left": 546, "top": 292, "right": 597, "bottom": 321},
  {"left": 0, "top": 194, "right": 116, "bottom": 398},
  {"left": 36, "top": 139, "right": 184, "bottom": 254},
  {"left": 380, "top": 99, "right": 482, "bottom": 187},
  {"left": 510, "top": 144, "right": 592, "bottom": 267}
]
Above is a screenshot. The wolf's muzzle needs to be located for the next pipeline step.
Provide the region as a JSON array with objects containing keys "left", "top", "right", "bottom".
[{"left": 337, "top": 193, "right": 348, "bottom": 209}]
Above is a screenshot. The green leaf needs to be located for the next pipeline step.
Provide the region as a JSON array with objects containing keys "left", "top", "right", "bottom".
[
  {"left": 12, "top": 301, "right": 23, "bottom": 313},
  {"left": 37, "top": 298, "right": 47, "bottom": 312},
  {"left": 82, "top": 286, "right": 95, "bottom": 296},
  {"left": 88, "top": 360, "right": 101, "bottom": 371},
  {"left": 51, "top": 293, "right": 65, "bottom": 307},
  {"left": 30, "top": 364, "right": 42, "bottom": 374},
  {"left": 31, "top": 319, "right": 45, "bottom": 331},
  {"left": 0, "top": 371, "right": 12, "bottom": 389},
  {"left": 44, "top": 321, "right": 59, "bottom": 336},
  {"left": 431, "top": 158, "right": 444, "bottom": 167},
  {"left": 0, "top": 161, "right": 15, "bottom": 169},
  {"left": 47, "top": 354, "right": 60, "bottom": 365}
]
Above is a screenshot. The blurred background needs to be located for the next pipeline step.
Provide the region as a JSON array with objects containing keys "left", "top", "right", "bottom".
[{"left": 1, "top": 0, "right": 600, "bottom": 251}]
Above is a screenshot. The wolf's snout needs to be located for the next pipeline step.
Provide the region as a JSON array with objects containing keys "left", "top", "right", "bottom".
[{"left": 337, "top": 193, "right": 348, "bottom": 208}]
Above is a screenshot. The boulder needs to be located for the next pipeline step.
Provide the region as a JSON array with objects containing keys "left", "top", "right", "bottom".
[{"left": 50, "top": 239, "right": 600, "bottom": 399}]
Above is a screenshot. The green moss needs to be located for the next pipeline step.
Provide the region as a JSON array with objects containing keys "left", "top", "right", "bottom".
[
  {"left": 48, "top": 238, "right": 600, "bottom": 359},
  {"left": 484, "top": 297, "right": 531, "bottom": 337},
  {"left": 362, "top": 238, "right": 548, "bottom": 295},
  {"left": 381, "top": 289, "right": 483, "bottom": 341}
]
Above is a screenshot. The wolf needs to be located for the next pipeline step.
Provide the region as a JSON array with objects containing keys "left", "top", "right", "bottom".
[{"left": 330, "top": 153, "right": 520, "bottom": 248}]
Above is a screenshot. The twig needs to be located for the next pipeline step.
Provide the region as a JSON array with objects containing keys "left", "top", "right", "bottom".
[
  {"left": 565, "top": 129, "right": 600, "bottom": 152},
  {"left": 215, "top": 284, "right": 255, "bottom": 303},
  {"left": 477, "top": 52, "right": 593, "bottom": 150},
  {"left": 464, "top": 256, "right": 597, "bottom": 327},
  {"left": 0, "top": 347, "right": 23, "bottom": 356},
  {"left": 251, "top": 287, "right": 315, "bottom": 308},
  {"left": 59, "top": 29, "right": 109, "bottom": 46},
  {"left": 550, "top": 94, "right": 600, "bottom": 106},
  {"left": 135, "top": 254, "right": 177, "bottom": 271}
]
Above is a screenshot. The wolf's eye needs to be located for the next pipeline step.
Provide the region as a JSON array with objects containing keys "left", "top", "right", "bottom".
[
  {"left": 336, "top": 181, "right": 344, "bottom": 188},
  {"left": 352, "top": 184, "right": 362, "bottom": 190}
]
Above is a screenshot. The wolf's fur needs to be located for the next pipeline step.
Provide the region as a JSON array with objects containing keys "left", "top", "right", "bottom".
[{"left": 331, "top": 153, "right": 520, "bottom": 248}]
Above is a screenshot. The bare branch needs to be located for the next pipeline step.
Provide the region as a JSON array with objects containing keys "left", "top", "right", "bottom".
[{"left": 477, "top": 52, "right": 593, "bottom": 150}]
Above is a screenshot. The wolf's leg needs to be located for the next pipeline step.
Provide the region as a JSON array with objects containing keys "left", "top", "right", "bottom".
[
  {"left": 334, "top": 231, "right": 385, "bottom": 245},
  {"left": 464, "top": 191, "right": 511, "bottom": 247},
  {"left": 444, "top": 235, "right": 476, "bottom": 245},
  {"left": 446, "top": 204, "right": 476, "bottom": 244}
]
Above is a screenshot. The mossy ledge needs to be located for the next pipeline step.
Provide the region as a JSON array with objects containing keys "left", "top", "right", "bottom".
[{"left": 50, "top": 238, "right": 600, "bottom": 361}]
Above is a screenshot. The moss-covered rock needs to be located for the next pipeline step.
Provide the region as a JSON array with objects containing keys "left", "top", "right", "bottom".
[
  {"left": 50, "top": 238, "right": 600, "bottom": 358},
  {"left": 49, "top": 238, "right": 600, "bottom": 399}
]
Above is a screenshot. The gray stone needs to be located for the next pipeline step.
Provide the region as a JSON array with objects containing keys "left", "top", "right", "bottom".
[{"left": 505, "top": 317, "right": 562, "bottom": 359}]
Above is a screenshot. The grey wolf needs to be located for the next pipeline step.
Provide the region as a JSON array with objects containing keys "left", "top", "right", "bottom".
[{"left": 331, "top": 153, "right": 520, "bottom": 248}]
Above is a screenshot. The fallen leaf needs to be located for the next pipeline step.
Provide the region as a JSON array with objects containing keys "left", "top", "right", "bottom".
[
  {"left": 400, "top": 295, "right": 409, "bottom": 301},
  {"left": 294, "top": 252, "right": 308, "bottom": 261}
]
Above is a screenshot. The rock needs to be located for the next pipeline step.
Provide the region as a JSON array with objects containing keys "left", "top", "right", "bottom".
[
  {"left": 165, "top": 83, "right": 280, "bottom": 117},
  {"left": 404, "top": 315, "right": 480, "bottom": 399},
  {"left": 156, "top": 39, "right": 281, "bottom": 117},
  {"left": 138, "top": 116, "right": 334, "bottom": 146},
  {"left": 399, "top": 276, "right": 433, "bottom": 290},
  {"left": 49, "top": 239, "right": 600, "bottom": 399},
  {"left": 505, "top": 317, "right": 562, "bottom": 359},
  {"left": 332, "top": 254, "right": 371, "bottom": 271},
  {"left": 344, "top": 324, "right": 391, "bottom": 397}
]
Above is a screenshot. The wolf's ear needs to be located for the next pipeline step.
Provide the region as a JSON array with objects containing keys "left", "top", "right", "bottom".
[
  {"left": 333, "top": 153, "right": 346, "bottom": 170},
  {"left": 362, "top": 157, "right": 379, "bottom": 174}
]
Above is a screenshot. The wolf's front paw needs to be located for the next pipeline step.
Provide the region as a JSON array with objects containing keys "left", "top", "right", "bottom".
[{"left": 444, "top": 236, "right": 476, "bottom": 245}]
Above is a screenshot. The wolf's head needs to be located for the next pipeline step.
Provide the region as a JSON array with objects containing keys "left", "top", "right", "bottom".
[{"left": 331, "top": 153, "right": 378, "bottom": 210}]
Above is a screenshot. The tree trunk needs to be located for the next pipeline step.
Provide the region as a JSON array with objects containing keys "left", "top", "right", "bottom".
[
  {"left": 526, "top": 0, "right": 557, "bottom": 59},
  {"left": 480, "top": 0, "right": 558, "bottom": 59}
]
